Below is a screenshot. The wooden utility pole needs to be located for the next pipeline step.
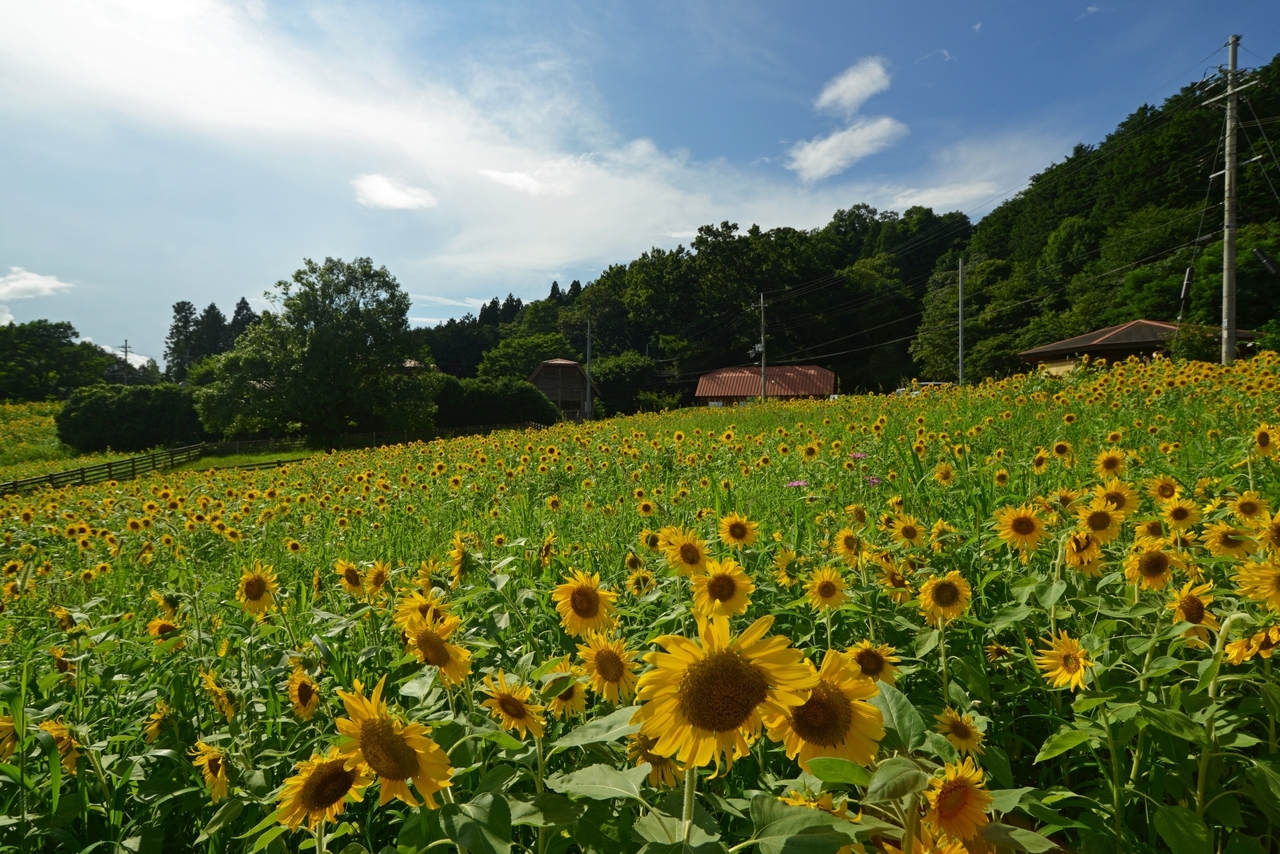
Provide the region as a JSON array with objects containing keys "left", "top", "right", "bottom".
[
  {"left": 957, "top": 258, "right": 965, "bottom": 385},
  {"left": 584, "top": 318, "right": 593, "bottom": 419},
  {"left": 1222, "top": 35, "right": 1239, "bottom": 365},
  {"left": 759, "top": 293, "right": 767, "bottom": 402}
]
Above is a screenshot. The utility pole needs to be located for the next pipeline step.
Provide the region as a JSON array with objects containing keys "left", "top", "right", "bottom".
[
  {"left": 957, "top": 258, "right": 965, "bottom": 385},
  {"left": 584, "top": 318, "right": 593, "bottom": 420},
  {"left": 120, "top": 340, "right": 131, "bottom": 385},
  {"left": 1222, "top": 34, "right": 1239, "bottom": 365},
  {"left": 759, "top": 293, "right": 767, "bottom": 403}
]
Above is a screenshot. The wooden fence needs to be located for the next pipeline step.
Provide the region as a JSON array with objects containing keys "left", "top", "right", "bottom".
[{"left": 0, "top": 422, "right": 547, "bottom": 496}]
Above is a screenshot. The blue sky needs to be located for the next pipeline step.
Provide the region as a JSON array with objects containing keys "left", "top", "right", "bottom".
[{"left": 0, "top": 0, "right": 1273, "bottom": 365}]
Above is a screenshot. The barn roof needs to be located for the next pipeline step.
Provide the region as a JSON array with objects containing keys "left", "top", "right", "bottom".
[
  {"left": 694, "top": 365, "right": 835, "bottom": 399},
  {"left": 1018, "top": 319, "right": 1256, "bottom": 362}
]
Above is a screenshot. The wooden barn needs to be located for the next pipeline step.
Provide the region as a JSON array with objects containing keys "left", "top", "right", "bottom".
[
  {"left": 694, "top": 365, "right": 835, "bottom": 407},
  {"left": 1018, "top": 319, "right": 1257, "bottom": 374},
  {"left": 528, "top": 359, "right": 595, "bottom": 420}
]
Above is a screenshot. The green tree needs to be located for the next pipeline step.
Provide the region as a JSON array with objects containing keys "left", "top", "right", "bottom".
[
  {"left": 591, "top": 350, "right": 657, "bottom": 416},
  {"left": 0, "top": 319, "right": 114, "bottom": 401},
  {"left": 476, "top": 332, "right": 579, "bottom": 380},
  {"left": 194, "top": 257, "right": 439, "bottom": 440}
]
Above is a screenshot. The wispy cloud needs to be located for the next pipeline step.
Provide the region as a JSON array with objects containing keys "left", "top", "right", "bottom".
[
  {"left": 410, "top": 294, "right": 490, "bottom": 308},
  {"left": 973, "top": 22, "right": 983, "bottom": 32},
  {"left": 0, "top": 267, "right": 74, "bottom": 324},
  {"left": 788, "top": 58, "right": 906, "bottom": 182},
  {"left": 351, "top": 175, "right": 438, "bottom": 210},
  {"left": 95, "top": 341, "right": 153, "bottom": 367},
  {"left": 814, "top": 57, "right": 891, "bottom": 115},
  {"left": 787, "top": 117, "right": 909, "bottom": 182},
  {"left": 918, "top": 49, "right": 953, "bottom": 63}
]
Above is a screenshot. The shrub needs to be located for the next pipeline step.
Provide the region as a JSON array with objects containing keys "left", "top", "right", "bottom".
[
  {"left": 435, "top": 376, "right": 560, "bottom": 431},
  {"left": 55, "top": 384, "right": 208, "bottom": 453}
]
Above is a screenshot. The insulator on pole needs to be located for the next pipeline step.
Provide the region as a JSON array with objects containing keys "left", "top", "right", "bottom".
[
  {"left": 1254, "top": 248, "right": 1280, "bottom": 276},
  {"left": 1180, "top": 267, "right": 1194, "bottom": 302}
]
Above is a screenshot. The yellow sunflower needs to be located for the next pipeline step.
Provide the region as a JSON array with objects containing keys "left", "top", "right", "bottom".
[
  {"left": 1233, "top": 560, "right": 1280, "bottom": 611},
  {"left": 846, "top": 640, "right": 901, "bottom": 685},
  {"left": 1254, "top": 423, "right": 1276, "bottom": 458},
  {"left": 1230, "top": 491, "right": 1270, "bottom": 526},
  {"left": 288, "top": 667, "right": 321, "bottom": 720},
  {"left": 1093, "top": 449, "right": 1126, "bottom": 479},
  {"left": 627, "top": 732, "right": 682, "bottom": 788},
  {"left": 626, "top": 567, "right": 657, "bottom": 597},
  {"left": 144, "top": 700, "right": 170, "bottom": 743},
  {"left": 807, "top": 566, "right": 847, "bottom": 612},
  {"left": 1035, "top": 631, "right": 1094, "bottom": 691},
  {"left": 190, "top": 741, "right": 228, "bottom": 802},
  {"left": 718, "top": 512, "right": 759, "bottom": 548},
  {"left": 277, "top": 746, "right": 373, "bottom": 830},
  {"left": 692, "top": 558, "right": 755, "bottom": 618},
  {"left": 551, "top": 569, "right": 618, "bottom": 637},
  {"left": 365, "top": 561, "right": 392, "bottom": 597},
  {"left": 0, "top": 715, "right": 16, "bottom": 762},
  {"left": 663, "top": 528, "right": 710, "bottom": 576},
  {"left": 236, "top": 561, "right": 279, "bottom": 615},
  {"left": 335, "top": 676, "right": 453, "bottom": 807},
  {"left": 882, "top": 824, "right": 967, "bottom": 854},
  {"left": 146, "top": 616, "right": 183, "bottom": 648},
  {"left": 1093, "top": 478, "right": 1139, "bottom": 518},
  {"left": 545, "top": 660, "right": 588, "bottom": 719},
  {"left": 833, "top": 529, "right": 861, "bottom": 565},
  {"left": 877, "top": 563, "right": 915, "bottom": 604},
  {"left": 1167, "top": 581, "right": 1220, "bottom": 645},
  {"left": 578, "top": 632, "right": 640, "bottom": 704},
  {"left": 1123, "top": 545, "right": 1180, "bottom": 591},
  {"left": 892, "top": 514, "right": 926, "bottom": 548},
  {"left": 992, "top": 504, "right": 1047, "bottom": 559},
  {"left": 773, "top": 549, "right": 799, "bottom": 587},
  {"left": 393, "top": 588, "right": 452, "bottom": 632},
  {"left": 1076, "top": 499, "right": 1124, "bottom": 544},
  {"left": 763, "top": 650, "right": 884, "bottom": 771},
  {"left": 480, "top": 670, "right": 546, "bottom": 739},
  {"left": 917, "top": 571, "right": 971, "bottom": 624},
  {"left": 335, "top": 559, "right": 364, "bottom": 597},
  {"left": 934, "top": 707, "right": 984, "bottom": 756},
  {"left": 403, "top": 614, "right": 472, "bottom": 686},
  {"left": 1204, "top": 522, "right": 1258, "bottom": 559},
  {"left": 1145, "top": 475, "right": 1180, "bottom": 502},
  {"left": 631, "top": 615, "right": 817, "bottom": 771},
  {"left": 448, "top": 532, "right": 476, "bottom": 589},
  {"left": 923, "top": 757, "right": 993, "bottom": 842}
]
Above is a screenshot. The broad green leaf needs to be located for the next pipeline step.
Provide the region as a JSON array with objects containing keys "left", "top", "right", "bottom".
[
  {"left": 441, "top": 792, "right": 513, "bottom": 854},
  {"left": 982, "top": 822, "right": 1058, "bottom": 853},
  {"left": 507, "top": 792, "right": 586, "bottom": 828},
  {"left": 1153, "top": 805, "right": 1212, "bottom": 854},
  {"left": 868, "top": 683, "right": 925, "bottom": 752},
  {"left": 550, "top": 706, "right": 642, "bottom": 752},
  {"left": 1035, "top": 579, "right": 1067, "bottom": 608},
  {"left": 1070, "top": 693, "right": 1114, "bottom": 714},
  {"left": 398, "top": 670, "right": 437, "bottom": 702},
  {"left": 925, "top": 731, "right": 959, "bottom": 764},
  {"left": 806, "top": 757, "right": 872, "bottom": 787},
  {"left": 547, "top": 763, "right": 651, "bottom": 803},
  {"left": 1246, "top": 764, "right": 1280, "bottom": 824},
  {"left": 1140, "top": 705, "right": 1208, "bottom": 745},
  {"left": 195, "top": 800, "right": 244, "bottom": 844},
  {"left": 634, "top": 810, "right": 720, "bottom": 847},
  {"left": 988, "top": 787, "right": 1034, "bottom": 814},
  {"left": 1259, "top": 684, "right": 1280, "bottom": 720},
  {"left": 476, "top": 729, "right": 525, "bottom": 751},
  {"left": 864, "top": 757, "right": 930, "bottom": 803},
  {"left": 1034, "top": 728, "right": 1093, "bottom": 763},
  {"left": 250, "top": 825, "right": 288, "bottom": 853},
  {"left": 990, "top": 604, "right": 1033, "bottom": 632},
  {"left": 748, "top": 795, "right": 860, "bottom": 854},
  {"left": 982, "top": 745, "right": 1015, "bottom": 789}
]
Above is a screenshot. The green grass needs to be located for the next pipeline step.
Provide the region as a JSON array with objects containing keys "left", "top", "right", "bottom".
[{"left": 172, "top": 449, "right": 320, "bottom": 472}]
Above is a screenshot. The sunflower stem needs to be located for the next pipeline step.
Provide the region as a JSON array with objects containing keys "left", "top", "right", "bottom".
[
  {"left": 313, "top": 818, "right": 326, "bottom": 854},
  {"left": 1099, "top": 704, "right": 1124, "bottom": 850},
  {"left": 680, "top": 765, "right": 697, "bottom": 843},
  {"left": 937, "top": 618, "right": 949, "bottom": 702}
]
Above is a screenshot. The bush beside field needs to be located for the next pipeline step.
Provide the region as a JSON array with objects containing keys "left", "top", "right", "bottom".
[{"left": 2, "top": 355, "right": 1280, "bottom": 853}]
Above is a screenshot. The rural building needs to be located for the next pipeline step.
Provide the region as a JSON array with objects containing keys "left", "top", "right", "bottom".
[
  {"left": 1018, "top": 319, "right": 1257, "bottom": 374},
  {"left": 528, "top": 358, "right": 595, "bottom": 420},
  {"left": 694, "top": 365, "right": 835, "bottom": 406}
]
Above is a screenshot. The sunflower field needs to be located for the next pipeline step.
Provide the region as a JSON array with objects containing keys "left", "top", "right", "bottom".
[{"left": 2, "top": 354, "right": 1280, "bottom": 854}]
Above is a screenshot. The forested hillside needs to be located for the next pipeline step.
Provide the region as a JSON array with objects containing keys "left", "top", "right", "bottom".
[{"left": 421, "top": 52, "right": 1280, "bottom": 407}]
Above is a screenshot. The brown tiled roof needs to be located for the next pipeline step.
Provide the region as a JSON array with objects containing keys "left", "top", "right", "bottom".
[
  {"left": 1019, "top": 319, "right": 1256, "bottom": 362},
  {"left": 694, "top": 365, "right": 835, "bottom": 399}
]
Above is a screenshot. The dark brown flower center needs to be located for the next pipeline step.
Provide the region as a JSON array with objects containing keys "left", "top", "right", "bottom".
[
  {"left": 900, "top": 525, "right": 919, "bottom": 541},
  {"left": 678, "top": 651, "right": 768, "bottom": 733},
  {"left": 1010, "top": 516, "right": 1036, "bottom": 536},
  {"left": 679, "top": 544, "right": 701, "bottom": 566},
  {"left": 932, "top": 580, "right": 960, "bottom": 607},
  {"left": 788, "top": 679, "right": 852, "bottom": 747},
  {"left": 1259, "top": 431, "right": 1272, "bottom": 448},
  {"left": 415, "top": 629, "right": 452, "bottom": 667},
  {"left": 594, "top": 648, "right": 625, "bottom": 683},
  {"left": 1104, "top": 491, "right": 1128, "bottom": 512},
  {"left": 1179, "top": 595, "right": 1206, "bottom": 624},
  {"left": 498, "top": 694, "right": 528, "bottom": 720},
  {"left": 1238, "top": 500, "right": 1259, "bottom": 516},
  {"left": 557, "top": 683, "right": 577, "bottom": 702},
  {"left": 1061, "top": 653, "right": 1080, "bottom": 673},
  {"left": 358, "top": 717, "right": 419, "bottom": 781},
  {"left": 299, "top": 759, "right": 356, "bottom": 811},
  {"left": 854, "top": 649, "right": 884, "bottom": 677},
  {"left": 1138, "top": 551, "right": 1170, "bottom": 578},
  {"left": 1170, "top": 506, "right": 1190, "bottom": 521},
  {"left": 817, "top": 580, "right": 837, "bottom": 599},
  {"left": 707, "top": 573, "right": 737, "bottom": 602},
  {"left": 1158, "top": 483, "right": 1176, "bottom": 499},
  {"left": 206, "top": 755, "right": 222, "bottom": 777},
  {"left": 296, "top": 680, "right": 315, "bottom": 707},
  {"left": 936, "top": 779, "right": 971, "bottom": 818},
  {"left": 1087, "top": 510, "right": 1113, "bottom": 532},
  {"left": 344, "top": 569, "right": 361, "bottom": 586},
  {"left": 569, "top": 587, "right": 600, "bottom": 618},
  {"left": 728, "top": 522, "right": 748, "bottom": 541},
  {"left": 947, "top": 717, "right": 973, "bottom": 741},
  {"left": 243, "top": 576, "right": 267, "bottom": 600}
]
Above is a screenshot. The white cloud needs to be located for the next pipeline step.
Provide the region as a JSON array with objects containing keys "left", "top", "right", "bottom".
[
  {"left": 787, "top": 117, "right": 909, "bottom": 182},
  {"left": 351, "top": 174, "right": 437, "bottom": 210},
  {"left": 918, "top": 49, "right": 952, "bottom": 63},
  {"left": 479, "top": 170, "right": 544, "bottom": 196},
  {"left": 814, "top": 57, "right": 891, "bottom": 115},
  {"left": 410, "top": 294, "right": 489, "bottom": 308},
  {"left": 96, "top": 342, "right": 152, "bottom": 367},
  {"left": 0, "top": 266, "right": 73, "bottom": 300},
  {"left": 0, "top": 267, "right": 74, "bottom": 326},
  {"left": 890, "top": 181, "right": 1001, "bottom": 209},
  {"left": 973, "top": 22, "right": 983, "bottom": 32}
]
